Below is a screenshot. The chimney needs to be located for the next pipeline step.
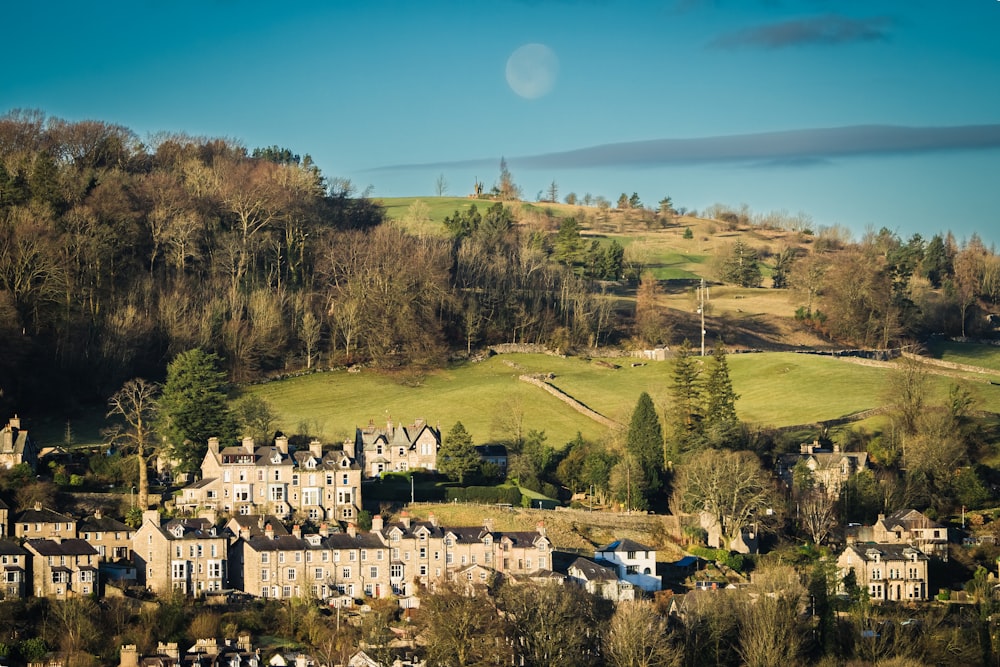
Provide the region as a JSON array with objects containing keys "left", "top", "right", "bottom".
[
  {"left": 161, "top": 642, "right": 179, "bottom": 660},
  {"left": 428, "top": 513, "right": 438, "bottom": 528},
  {"left": 372, "top": 514, "right": 384, "bottom": 532},
  {"left": 309, "top": 440, "right": 323, "bottom": 458},
  {"left": 237, "top": 633, "right": 251, "bottom": 653},
  {"left": 295, "top": 655, "right": 308, "bottom": 667},
  {"left": 483, "top": 518, "right": 494, "bottom": 533},
  {"left": 265, "top": 523, "right": 274, "bottom": 540},
  {"left": 400, "top": 511, "right": 411, "bottom": 530},
  {"left": 95, "top": 509, "right": 103, "bottom": 521},
  {"left": 143, "top": 510, "right": 161, "bottom": 527},
  {"left": 243, "top": 436, "right": 255, "bottom": 453},
  {"left": 319, "top": 522, "right": 330, "bottom": 537},
  {"left": 536, "top": 521, "right": 546, "bottom": 537},
  {"left": 343, "top": 437, "right": 356, "bottom": 460},
  {"left": 34, "top": 501, "right": 42, "bottom": 511},
  {"left": 208, "top": 437, "right": 220, "bottom": 456},
  {"left": 833, "top": 444, "right": 841, "bottom": 453},
  {"left": 292, "top": 524, "right": 301, "bottom": 539},
  {"left": 120, "top": 644, "right": 139, "bottom": 667},
  {"left": 275, "top": 435, "right": 289, "bottom": 455},
  {"left": 877, "top": 513, "right": 886, "bottom": 523},
  {"left": 347, "top": 522, "right": 357, "bottom": 538},
  {"left": 9, "top": 414, "right": 20, "bottom": 429},
  {"left": 239, "top": 526, "right": 250, "bottom": 541}
]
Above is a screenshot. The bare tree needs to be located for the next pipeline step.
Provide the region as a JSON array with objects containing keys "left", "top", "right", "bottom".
[
  {"left": 673, "top": 449, "right": 777, "bottom": 547},
  {"left": 106, "top": 378, "right": 160, "bottom": 509},
  {"left": 604, "top": 600, "right": 679, "bottom": 667},
  {"left": 737, "top": 564, "right": 805, "bottom": 667},
  {"left": 798, "top": 488, "right": 838, "bottom": 545},
  {"left": 435, "top": 173, "right": 448, "bottom": 196}
]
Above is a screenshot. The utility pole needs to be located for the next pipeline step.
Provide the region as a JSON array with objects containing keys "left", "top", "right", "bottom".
[{"left": 698, "top": 278, "right": 708, "bottom": 356}]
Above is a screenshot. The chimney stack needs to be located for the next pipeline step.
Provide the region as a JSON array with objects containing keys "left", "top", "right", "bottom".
[
  {"left": 536, "top": 521, "right": 546, "bottom": 537},
  {"left": 143, "top": 509, "right": 161, "bottom": 527},
  {"left": 237, "top": 633, "right": 251, "bottom": 653},
  {"left": 94, "top": 509, "right": 103, "bottom": 520},
  {"left": 483, "top": 518, "right": 494, "bottom": 533},
  {"left": 347, "top": 522, "right": 357, "bottom": 538},
  {"left": 120, "top": 644, "right": 139, "bottom": 667},
  {"left": 319, "top": 522, "right": 330, "bottom": 537},
  {"left": 243, "top": 436, "right": 255, "bottom": 454},
  {"left": 292, "top": 524, "right": 301, "bottom": 539},
  {"left": 208, "top": 437, "right": 220, "bottom": 456},
  {"left": 275, "top": 435, "right": 289, "bottom": 455},
  {"left": 265, "top": 523, "right": 274, "bottom": 540},
  {"left": 428, "top": 513, "right": 438, "bottom": 528},
  {"left": 372, "top": 514, "right": 384, "bottom": 532},
  {"left": 309, "top": 440, "right": 323, "bottom": 458},
  {"left": 400, "top": 511, "right": 411, "bottom": 530}
]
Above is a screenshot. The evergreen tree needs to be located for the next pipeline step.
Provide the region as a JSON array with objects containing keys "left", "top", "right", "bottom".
[
  {"left": 156, "top": 349, "right": 238, "bottom": 474},
  {"left": 438, "top": 421, "right": 480, "bottom": 484},
  {"left": 721, "top": 238, "right": 762, "bottom": 287},
  {"left": 703, "top": 342, "right": 741, "bottom": 448},
  {"left": 626, "top": 392, "right": 663, "bottom": 496},
  {"left": 665, "top": 340, "right": 704, "bottom": 462}
]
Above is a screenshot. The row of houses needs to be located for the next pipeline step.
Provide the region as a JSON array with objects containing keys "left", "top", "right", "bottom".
[{"left": 0, "top": 502, "right": 660, "bottom": 605}]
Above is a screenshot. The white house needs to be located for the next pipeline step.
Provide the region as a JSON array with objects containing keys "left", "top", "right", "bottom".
[{"left": 594, "top": 538, "right": 660, "bottom": 593}]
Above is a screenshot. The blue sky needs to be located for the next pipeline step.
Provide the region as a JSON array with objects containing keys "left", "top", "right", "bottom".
[{"left": 4, "top": 0, "right": 1000, "bottom": 244}]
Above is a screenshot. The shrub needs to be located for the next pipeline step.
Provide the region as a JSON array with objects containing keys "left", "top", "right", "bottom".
[
  {"left": 683, "top": 228, "right": 694, "bottom": 239},
  {"left": 445, "top": 486, "right": 522, "bottom": 506}
]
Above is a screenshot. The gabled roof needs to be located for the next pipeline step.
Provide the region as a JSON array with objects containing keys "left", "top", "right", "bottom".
[
  {"left": 226, "top": 515, "right": 289, "bottom": 538},
  {"left": 25, "top": 538, "right": 99, "bottom": 556},
  {"left": 884, "top": 508, "right": 943, "bottom": 530},
  {"left": 162, "top": 518, "right": 221, "bottom": 540},
  {"left": 15, "top": 505, "right": 74, "bottom": 524},
  {"left": 0, "top": 539, "right": 28, "bottom": 556},
  {"left": 568, "top": 556, "right": 618, "bottom": 582},
  {"left": 80, "top": 514, "right": 131, "bottom": 533},
  {"left": 598, "top": 538, "right": 654, "bottom": 554},
  {"left": 846, "top": 543, "right": 929, "bottom": 562}
]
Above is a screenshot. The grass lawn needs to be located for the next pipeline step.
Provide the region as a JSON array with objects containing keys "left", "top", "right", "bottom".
[{"left": 926, "top": 340, "right": 1000, "bottom": 372}]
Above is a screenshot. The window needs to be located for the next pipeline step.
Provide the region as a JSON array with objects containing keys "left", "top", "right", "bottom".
[
  {"left": 208, "top": 561, "right": 222, "bottom": 579},
  {"left": 341, "top": 567, "right": 351, "bottom": 579},
  {"left": 283, "top": 585, "right": 291, "bottom": 598},
  {"left": 172, "top": 562, "right": 187, "bottom": 580},
  {"left": 446, "top": 553, "right": 453, "bottom": 564},
  {"left": 361, "top": 550, "right": 367, "bottom": 561},
  {"left": 287, "top": 569, "right": 297, "bottom": 581},
  {"left": 391, "top": 563, "right": 403, "bottom": 578},
  {"left": 370, "top": 566, "right": 378, "bottom": 579},
  {"left": 419, "top": 547, "right": 427, "bottom": 559},
  {"left": 261, "top": 553, "right": 270, "bottom": 564},
  {"left": 419, "top": 565, "right": 427, "bottom": 576},
  {"left": 314, "top": 568, "right": 324, "bottom": 580},
  {"left": 262, "top": 570, "right": 269, "bottom": 581},
  {"left": 349, "top": 551, "right": 356, "bottom": 561},
  {"left": 269, "top": 485, "right": 285, "bottom": 501},
  {"left": 278, "top": 552, "right": 286, "bottom": 564}
]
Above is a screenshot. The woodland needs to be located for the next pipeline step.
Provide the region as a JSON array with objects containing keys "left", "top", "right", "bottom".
[{"left": 3, "top": 110, "right": 1000, "bottom": 418}]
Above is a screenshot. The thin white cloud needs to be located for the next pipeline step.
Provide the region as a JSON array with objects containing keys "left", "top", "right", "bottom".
[
  {"left": 711, "top": 14, "right": 895, "bottom": 49},
  {"left": 371, "top": 124, "right": 1000, "bottom": 172}
]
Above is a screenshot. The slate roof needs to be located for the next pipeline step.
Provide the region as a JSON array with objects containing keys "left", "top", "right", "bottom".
[
  {"left": 568, "top": 556, "right": 618, "bottom": 582},
  {"left": 845, "top": 543, "right": 929, "bottom": 562},
  {"left": 80, "top": 514, "right": 131, "bottom": 533},
  {"left": 598, "top": 538, "right": 654, "bottom": 554},
  {"left": 14, "top": 506, "right": 75, "bottom": 524},
  {"left": 25, "top": 538, "right": 99, "bottom": 556},
  {"left": 0, "top": 539, "right": 28, "bottom": 556}
]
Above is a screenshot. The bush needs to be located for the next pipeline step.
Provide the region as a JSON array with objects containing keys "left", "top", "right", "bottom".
[{"left": 444, "top": 486, "right": 522, "bottom": 505}]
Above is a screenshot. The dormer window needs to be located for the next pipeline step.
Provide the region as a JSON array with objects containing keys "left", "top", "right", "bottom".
[{"left": 306, "top": 458, "right": 316, "bottom": 469}]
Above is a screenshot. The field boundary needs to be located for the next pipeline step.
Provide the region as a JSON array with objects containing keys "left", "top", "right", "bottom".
[{"left": 518, "top": 375, "right": 620, "bottom": 429}]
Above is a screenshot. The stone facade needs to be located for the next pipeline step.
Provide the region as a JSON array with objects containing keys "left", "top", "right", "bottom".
[
  {"left": 178, "top": 436, "right": 362, "bottom": 523},
  {"left": 0, "top": 415, "right": 38, "bottom": 471},
  {"left": 14, "top": 503, "right": 78, "bottom": 540},
  {"left": 0, "top": 539, "right": 29, "bottom": 599},
  {"left": 79, "top": 509, "right": 134, "bottom": 562},
  {"left": 24, "top": 537, "right": 99, "bottom": 599},
  {"left": 837, "top": 543, "right": 929, "bottom": 602},
  {"left": 350, "top": 419, "right": 440, "bottom": 477},
  {"left": 132, "top": 511, "right": 228, "bottom": 595}
]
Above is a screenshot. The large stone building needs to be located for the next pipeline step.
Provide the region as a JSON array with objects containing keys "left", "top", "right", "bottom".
[
  {"left": 79, "top": 509, "right": 134, "bottom": 562},
  {"left": 132, "top": 511, "right": 228, "bottom": 595},
  {"left": 24, "top": 537, "right": 100, "bottom": 599},
  {"left": 837, "top": 543, "right": 930, "bottom": 602},
  {"left": 350, "top": 419, "right": 440, "bottom": 478},
  {"left": 776, "top": 441, "right": 869, "bottom": 499},
  {"left": 14, "top": 503, "right": 78, "bottom": 540},
  {"left": 178, "top": 436, "right": 362, "bottom": 523}
]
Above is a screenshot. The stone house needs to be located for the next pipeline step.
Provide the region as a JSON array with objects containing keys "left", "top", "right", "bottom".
[
  {"left": 350, "top": 419, "right": 441, "bottom": 477},
  {"left": 594, "top": 538, "right": 661, "bottom": 593},
  {"left": 14, "top": 503, "right": 78, "bottom": 540},
  {"left": 132, "top": 511, "right": 228, "bottom": 595},
  {"left": 79, "top": 509, "right": 134, "bottom": 562},
  {"left": 0, "top": 539, "right": 29, "bottom": 599},
  {"left": 24, "top": 537, "right": 99, "bottom": 599},
  {"left": 776, "top": 441, "right": 869, "bottom": 499},
  {"left": 837, "top": 543, "right": 929, "bottom": 602},
  {"left": 870, "top": 509, "right": 948, "bottom": 561},
  {"left": 0, "top": 415, "right": 39, "bottom": 471},
  {"left": 178, "top": 436, "right": 362, "bottom": 523}
]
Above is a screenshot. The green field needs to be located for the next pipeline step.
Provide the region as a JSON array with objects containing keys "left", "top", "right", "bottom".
[
  {"left": 927, "top": 340, "right": 1000, "bottom": 372},
  {"left": 28, "top": 345, "right": 1000, "bottom": 452},
  {"left": 243, "top": 349, "right": 1000, "bottom": 450}
]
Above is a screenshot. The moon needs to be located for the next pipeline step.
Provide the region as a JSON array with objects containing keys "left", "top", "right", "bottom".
[{"left": 505, "top": 43, "right": 559, "bottom": 99}]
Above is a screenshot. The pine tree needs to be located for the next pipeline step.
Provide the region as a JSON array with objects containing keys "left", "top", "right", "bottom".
[
  {"left": 438, "top": 421, "right": 480, "bottom": 484},
  {"left": 703, "top": 342, "right": 741, "bottom": 448},
  {"left": 665, "top": 340, "right": 704, "bottom": 462},
  {"left": 156, "top": 349, "right": 238, "bottom": 474},
  {"left": 625, "top": 392, "right": 663, "bottom": 501}
]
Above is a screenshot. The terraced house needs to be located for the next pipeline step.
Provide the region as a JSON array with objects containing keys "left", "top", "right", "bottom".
[
  {"left": 0, "top": 539, "right": 29, "bottom": 599},
  {"left": 24, "top": 537, "right": 99, "bottom": 599},
  {"left": 133, "top": 511, "right": 228, "bottom": 595},
  {"left": 178, "top": 435, "right": 362, "bottom": 522}
]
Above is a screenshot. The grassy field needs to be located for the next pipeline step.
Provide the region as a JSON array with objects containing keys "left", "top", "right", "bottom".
[
  {"left": 927, "top": 340, "right": 1000, "bottom": 372},
  {"left": 242, "top": 350, "right": 1000, "bottom": 451}
]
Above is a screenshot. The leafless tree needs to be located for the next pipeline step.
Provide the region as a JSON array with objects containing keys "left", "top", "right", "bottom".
[
  {"left": 604, "top": 600, "right": 679, "bottom": 667},
  {"left": 106, "top": 377, "right": 160, "bottom": 509}
]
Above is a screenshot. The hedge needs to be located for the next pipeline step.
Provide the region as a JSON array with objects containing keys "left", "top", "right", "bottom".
[{"left": 444, "top": 486, "right": 522, "bottom": 506}]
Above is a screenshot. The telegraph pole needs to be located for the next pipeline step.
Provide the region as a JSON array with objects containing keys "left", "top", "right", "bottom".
[{"left": 698, "top": 278, "right": 708, "bottom": 356}]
